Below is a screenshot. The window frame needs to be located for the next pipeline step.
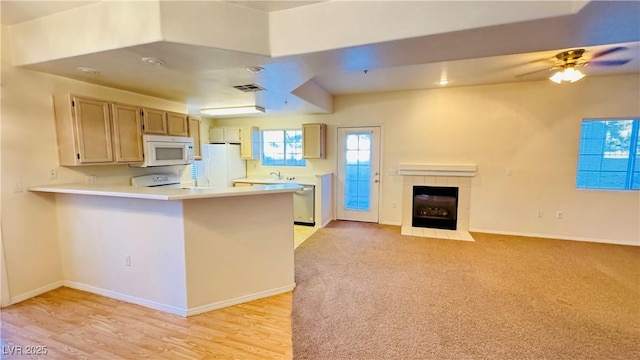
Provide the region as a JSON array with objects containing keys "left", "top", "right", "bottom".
[
  {"left": 576, "top": 117, "right": 640, "bottom": 191},
  {"left": 260, "top": 128, "right": 307, "bottom": 167}
]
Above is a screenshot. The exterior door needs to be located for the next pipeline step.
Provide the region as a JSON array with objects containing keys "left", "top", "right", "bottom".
[{"left": 337, "top": 127, "right": 381, "bottom": 222}]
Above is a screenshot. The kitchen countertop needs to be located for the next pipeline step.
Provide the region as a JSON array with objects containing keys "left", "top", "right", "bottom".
[
  {"left": 29, "top": 183, "right": 302, "bottom": 200},
  {"left": 234, "top": 176, "right": 318, "bottom": 186}
]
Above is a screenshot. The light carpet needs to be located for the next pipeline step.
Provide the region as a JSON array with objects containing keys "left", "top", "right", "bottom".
[{"left": 292, "top": 221, "right": 640, "bottom": 360}]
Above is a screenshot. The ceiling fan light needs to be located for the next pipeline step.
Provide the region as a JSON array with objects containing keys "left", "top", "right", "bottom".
[
  {"left": 565, "top": 68, "right": 585, "bottom": 82},
  {"left": 549, "top": 71, "right": 563, "bottom": 84},
  {"left": 200, "top": 105, "right": 265, "bottom": 116}
]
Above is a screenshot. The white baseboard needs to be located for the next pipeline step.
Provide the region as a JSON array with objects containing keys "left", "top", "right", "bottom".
[
  {"left": 380, "top": 220, "right": 402, "bottom": 226},
  {"left": 470, "top": 228, "right": 639, "bottom": 247},
  {"left": 186, "top": 283, "right": 296, "bottom": 317},
  {"left": 63, "top": 281, "right": 188, "bottom": 317},
  {"left": 9, "top": 281, "right": 63, "bottom": 306},
  {"left": 63, "top": 281, "right": 296, "bottom": 318}
]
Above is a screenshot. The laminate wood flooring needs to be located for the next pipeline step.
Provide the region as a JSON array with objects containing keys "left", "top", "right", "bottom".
[{"left": 1, "top": 287, "right": 292, "bottom": 359}]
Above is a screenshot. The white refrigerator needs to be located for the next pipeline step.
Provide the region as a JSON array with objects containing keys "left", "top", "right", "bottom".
[{"left": 195, "top": 144, "right": 246, "bottom": 188}]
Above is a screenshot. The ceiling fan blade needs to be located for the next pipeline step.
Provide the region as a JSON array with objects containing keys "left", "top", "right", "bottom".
[
  {"left": 515, "top": 68, "right": 554, "bottom": 78},
  {"left": 587, "top": 59, "right": 632, "bottom": 66},
  {"left": 590, "top": 46, "right": 628, "bottom": 60}
]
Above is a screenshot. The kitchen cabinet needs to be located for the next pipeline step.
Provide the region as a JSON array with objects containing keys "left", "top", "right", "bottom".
[
  {"left": 209, "top": 127, "right": 241, "bottom": 143},
  {"left": 53, "top": 94, "right": 114, "bottom": 165},
  {"left": 188, "top": 116, "right": 202, "bottom": 160},
  {"left": 167, "top": 112, "right": 189, "bottom": 136},
  {"left": 302, "top": 123, "right": 327, "bottom": 159},
  {"left": 240, "top": 126, "right": 260, "bottom": 160},
  {"left": 111, "top": 103, "right": 144, "bottom": 163},
  {"left": 142, "top": 108, "right": 189, "bottom": 136},
  {"left": 142, "top": 108, "right": 167, "bottom": 134}
]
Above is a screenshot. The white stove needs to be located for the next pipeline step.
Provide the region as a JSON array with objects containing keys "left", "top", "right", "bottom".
[{"left": 131, "top": 173, "right": 184, "bottom": 188}]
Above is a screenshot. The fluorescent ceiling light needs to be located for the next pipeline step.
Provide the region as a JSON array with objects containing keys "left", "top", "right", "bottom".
[
  {"left": 200, "top": 105, "right": 265, "bottom": 116},
  {"left": 549, "top": 67, "right": 585, "bottom": 84}
]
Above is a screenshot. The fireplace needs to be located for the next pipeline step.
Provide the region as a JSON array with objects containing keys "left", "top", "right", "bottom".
[{"left": 412, "top": 186, "right": 459, "bottom": 230}]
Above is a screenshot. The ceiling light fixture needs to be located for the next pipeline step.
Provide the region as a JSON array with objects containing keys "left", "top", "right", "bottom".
[
  {"left": 245, "top": 66, "right": 264, "bottom": 73},
  {"left": 141, "top": 57, "right": 166, "bottom": 66},
  {"left": 438, "top": 79, "right": 450, "bottom": 86},
  {"left": 200, "top": 105, "right": 265, "bottom": 116},
  {"left": 549, "top": 65, "right": 585, "bottom": 84},
  {"left": 76, "top": 66, "right": 100, "bottom": 74}
]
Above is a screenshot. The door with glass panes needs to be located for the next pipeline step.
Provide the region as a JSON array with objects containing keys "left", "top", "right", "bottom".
[{"left": 336, "top": 127, "right": 381, "bottom": 222}]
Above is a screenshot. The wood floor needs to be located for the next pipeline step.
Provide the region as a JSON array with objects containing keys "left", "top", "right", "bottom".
[{"left": 1, "top": 287, "right": 293, "bottom": 359}]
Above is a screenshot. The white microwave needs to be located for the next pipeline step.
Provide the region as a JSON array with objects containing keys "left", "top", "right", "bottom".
[{"left": 132, "top": 135, "right": 195, "bottom": 167}]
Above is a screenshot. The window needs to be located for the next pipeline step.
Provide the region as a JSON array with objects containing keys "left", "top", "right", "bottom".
[
  {"left": 576, "top": 119, "right": 640, "bottom": 190},
  {"left": 262, "top": 129, "right": 306, "bottom": 167}
]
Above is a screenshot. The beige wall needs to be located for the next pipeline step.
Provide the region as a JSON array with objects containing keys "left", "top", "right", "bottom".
[
  {"left": 0, "top": 25, "right": 189, "bottom": 303},
  {"left": 215, "top": 74, "right": 640, "bottom": 246},
  {"left": 1, "top": 19, "right": 638, "bottom": 304}
]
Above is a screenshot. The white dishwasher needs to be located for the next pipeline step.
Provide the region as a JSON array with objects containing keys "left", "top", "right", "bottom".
[{"left": 294, "top": 185, "right": 315, "bottom": 226}]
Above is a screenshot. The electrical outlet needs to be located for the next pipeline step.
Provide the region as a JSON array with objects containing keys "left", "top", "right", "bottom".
[
  {"left": 48, "top": 168, "right": 58, "bottom": 180},
  {"left": 506, "top": 168, "right": 514, "bottom": 176},
  {"left": 85, "top": 176, "right": 97, "bottom": 184},
  {"left": 392, "top": 202, "right": 397, "bottom": 208},
  {"left": 536, "top": 210, "right": 544, "bottom": 218},
  {"left": 124, "top": 255, "right": 131, "bottom": 267},
  {"left": 556, "top": 211, "right": 563, "bottom": 220}
]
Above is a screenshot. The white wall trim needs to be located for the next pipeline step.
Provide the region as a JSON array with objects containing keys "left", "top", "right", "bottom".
[
  {"left": 186, "top": 283, "right": 296, "bottom": 317},
  {"left": 9, "top": 281, "right": 63, "bottom": 306},
  {"left": 398, "top": 164, "right": 477, "bottom": 177},
  {"left": 380, "top": 220, "right": 402, "bottom": 226},
  {"left": 470, "top": 228, "right": 640, "bottom": 247},
  {"left": 63, "top": 281, "right": 188, "bottom": 317}
]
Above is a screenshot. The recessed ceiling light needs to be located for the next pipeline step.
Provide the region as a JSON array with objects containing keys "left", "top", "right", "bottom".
[
  {"left": 76, "top": 66, "right": 100, "bottom": 74},
  {"left": 141, "top": 57, "right": 166, "bottom": 66},
  {"left": 245, "top": 66, "right": 264, "bottom": 73},
  {"left": 438, "top": 79, "right": 450, "bottom": 86}
]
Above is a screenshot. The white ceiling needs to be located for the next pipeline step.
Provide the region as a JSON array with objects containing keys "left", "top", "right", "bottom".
[{"left": 2, "top": 0, "right": 639, "bottom": 117}]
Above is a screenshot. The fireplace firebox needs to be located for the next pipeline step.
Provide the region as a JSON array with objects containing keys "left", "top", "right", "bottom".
[{"left": 412, "top": 186, "right": 459, "bottom": 230}]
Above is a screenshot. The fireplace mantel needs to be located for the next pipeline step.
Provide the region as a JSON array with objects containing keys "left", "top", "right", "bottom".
[{"left": 398, "top": 164, "right": 476, "bottom": 177}]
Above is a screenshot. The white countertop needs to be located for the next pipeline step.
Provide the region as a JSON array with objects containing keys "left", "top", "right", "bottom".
[
  {"left": 29, "top": 183, "right": 302, "bottom": 200},
  {"left": 234, "top": 176, "right": 318, "bottom": 186}
]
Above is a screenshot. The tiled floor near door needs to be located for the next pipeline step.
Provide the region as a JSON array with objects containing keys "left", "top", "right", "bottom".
[{"left": 294, "top": 225, "right": 317, "bottom": 248}]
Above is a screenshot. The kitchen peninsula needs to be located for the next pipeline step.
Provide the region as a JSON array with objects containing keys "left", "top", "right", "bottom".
[{"left": 29, "top": 183, "right": 301, "bottom": 317}]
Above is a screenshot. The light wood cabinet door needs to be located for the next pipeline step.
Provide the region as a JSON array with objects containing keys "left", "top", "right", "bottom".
[
  {"left": 240, "top": 126, "right": 260, "bottom": 160},
  {"left": 303, "top": 123, "right": 327, "bottom": 159},
  {"left": 167, "top": 112, "right": 189, "bottom": 136},
  {"left": 54, "top": 94, "right": 113, "bottom": 165},
  {"left": 188, "top": 116, "right": 202, "bottom": 160},
  {"left": 112, "top": 103, "right": 143, "bottom": 163},
  {"left": 142, "top": 108, "right": 167, "bottom": 134}
]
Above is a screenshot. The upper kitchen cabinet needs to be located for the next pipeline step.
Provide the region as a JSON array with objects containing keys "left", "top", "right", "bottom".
[
  {"left": 167, "top": 112, "right": 189, "bottom": 136},
  {"left": 209, "top": 127, "right": 241, "bottom": 143},
  {"left": 302, "top": 123, "right": 327, "bottom": 159},
  {"left": 141, "top": 108, "right": 167, "bottom": 134},
  {"left": 188, "top": 116, "right": 202, "bottom": 160},
  {"left": 111, "top": 103, "right": 144, "bottom": 163},
  {"left": 240, "top": 126, "right": 260, "bottom": 160},
  {"left": 53, "top": 94, "right": 114, "bottom": 165},
  {"left": 142, "top": 108, "right": 189, "bottom": 136}
]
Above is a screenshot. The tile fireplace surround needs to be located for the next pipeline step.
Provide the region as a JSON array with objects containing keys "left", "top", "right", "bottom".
[{"left": 398, "top": 164, "right": 476, "bottom": 242}]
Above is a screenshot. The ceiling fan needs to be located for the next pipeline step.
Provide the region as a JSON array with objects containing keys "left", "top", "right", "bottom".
[{"left": 518, "top": 46, "right": 632, "bottom": 83}]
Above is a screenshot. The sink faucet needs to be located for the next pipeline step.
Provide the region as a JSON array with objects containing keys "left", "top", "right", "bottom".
[{"left": 270, "top": 171, "right": 282, "bottom": 180}]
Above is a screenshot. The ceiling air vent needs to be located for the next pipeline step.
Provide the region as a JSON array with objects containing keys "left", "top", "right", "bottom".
[{"left": 232, "top": 83, "right": 266, "bottom": 92}]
